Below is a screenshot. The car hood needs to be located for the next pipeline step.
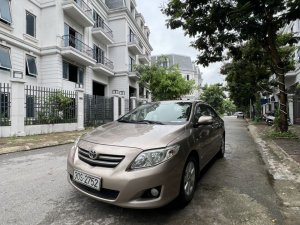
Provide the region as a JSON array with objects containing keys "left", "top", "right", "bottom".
[{"left": 81, "top": 121, "right": 186, "bottom": 149}]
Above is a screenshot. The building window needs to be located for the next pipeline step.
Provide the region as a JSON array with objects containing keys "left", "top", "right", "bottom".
[
  {"left": 62, "top": 61, "right": 84, "bottom": 86},
  {"left": 129, "top": 28, "right": 134, "bottom": 42},
  {"left": 160, "top": 58, "right": 168, "bottom": 68},
  {"left": 93, "top": 10, "right": 104, "bottom": 29},
  {"left": 26, "top": 55, "right": 38, "bottom": 76},
  {"left": 0, "top": 0, "right": 12, "bottom": 24},
  {"left": 187, "top": 75, "right": 190, "bottom": 81},
  {"left": 0, "top": 93, "right": 10, "bottom": 118},
  {"left": 26, "top": 11, "right": 36, "bottom": 37},
  {"left": 129, "top": 56, "right": 135, "bottom": 72},
  {"left": 93, "top": 44, "right": 104, "bottom": 64},
  {"left": 0, "top": 45, "right": 12, "bottom": 70}
]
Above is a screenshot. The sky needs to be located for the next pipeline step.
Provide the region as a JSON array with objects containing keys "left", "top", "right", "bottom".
[{"left": 135, "top": 0, "right": 225, "bottom": 85}]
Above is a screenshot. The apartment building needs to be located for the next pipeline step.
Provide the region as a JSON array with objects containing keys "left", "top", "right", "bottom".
[
  {"left": 151, "top": 54, "right": 203, "bottom": 100},
  {"left": 0, "top": 0, "right": 152, "bottom": 100},
  {"left": 261, "top": 19, "right": 300, "bottom": 124}
]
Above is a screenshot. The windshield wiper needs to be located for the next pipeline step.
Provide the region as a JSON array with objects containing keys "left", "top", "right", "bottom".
[
  {"left": 118, "top": 119, "right": 135, "bottom": 123},
  {"left": 136, "top": 120, "right": 165, "bottom": 125}
]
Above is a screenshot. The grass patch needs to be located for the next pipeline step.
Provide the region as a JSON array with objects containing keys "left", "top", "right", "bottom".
[{"left": 267, "top": 130, "right": 298, "bottom": 139}]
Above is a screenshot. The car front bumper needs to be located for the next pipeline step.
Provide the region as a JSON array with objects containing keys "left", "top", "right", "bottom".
[{"left": 67, "top": 145, "right": 185, "bottom": 209}]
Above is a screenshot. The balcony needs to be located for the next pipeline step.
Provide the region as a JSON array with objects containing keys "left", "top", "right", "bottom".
[
  {"left": 138, "top": 54, "right": 150, "bottom": 64},
  {"left": 128, "top": 64, "right": 140, "bottom": 80},
  {"left": 92, "top": 56, "right": 114, "bottom": 76},
  {"left": 92, "top": 21, "right": 114, "bottom": 45},
  {"left": 62, "top": 0, "right": 94, "bottom": 27},
  {"left": 128, "top": 34, "right": 143, "bottom": 55},
  {"left": 61, "top": 35, "right": 96, "bottom": 66}
]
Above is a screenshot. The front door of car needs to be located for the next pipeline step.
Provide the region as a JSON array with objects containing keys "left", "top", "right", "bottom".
[
  {"left": 204, "top": 105, "right": 223, "bottom": 159},
  {"left": 191, "top": 104, "right": 215, "bottom": 167}
]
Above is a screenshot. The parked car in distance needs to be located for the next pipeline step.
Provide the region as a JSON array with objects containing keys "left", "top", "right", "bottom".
[
  {"left": 235, "top": 112, "right": 244, "bottom": 119},
  {"left": 263, "top": 112, "right": 275, "bottom": 126},
  {"left": 67, "top": 100, "right": 225, "bottom": 209}
]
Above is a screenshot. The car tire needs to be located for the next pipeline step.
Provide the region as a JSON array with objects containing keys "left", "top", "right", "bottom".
[
  {"left": 217, "top": 136, "right": 225, "bottom": 158},
  {"left": 177, "top": 156, "right": 198, "bottom": 207}
]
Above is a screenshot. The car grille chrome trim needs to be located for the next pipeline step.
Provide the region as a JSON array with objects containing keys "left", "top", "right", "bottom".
[{"left": 78, "top": 148, "right": 125, "bottom": 168}]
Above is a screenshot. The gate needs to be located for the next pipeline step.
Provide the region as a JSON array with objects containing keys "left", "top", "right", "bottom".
[
  {"left": 294, "top": 94, "right": 300, "bottom": 124},
  {"left": 84, "top": 94, "right": 113, "bottom": 127}
]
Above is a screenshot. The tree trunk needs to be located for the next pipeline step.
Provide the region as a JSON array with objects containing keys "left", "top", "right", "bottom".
[{"left": 267, "top": 42, "right": 289, "bottom": 132}]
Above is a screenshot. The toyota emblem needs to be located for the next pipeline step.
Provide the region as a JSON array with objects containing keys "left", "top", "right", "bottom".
[{"left": 88, "top": 150, "right": 97, "bottom": 160}]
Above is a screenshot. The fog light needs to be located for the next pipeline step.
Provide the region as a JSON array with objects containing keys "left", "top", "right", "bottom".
[
  {"left": 150, "top": 188, "right": 159, "bottom": 197},
  {"left": 141, "top": 186, "right": 162, "bottom": 199}
]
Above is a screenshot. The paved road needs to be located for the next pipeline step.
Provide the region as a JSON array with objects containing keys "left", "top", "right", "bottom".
[{"left": 0, "top": 117, "right": 285, "bottom": 225}]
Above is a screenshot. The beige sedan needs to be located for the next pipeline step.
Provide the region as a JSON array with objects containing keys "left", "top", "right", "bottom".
[{"left": 67, "top": 101, "right": 225, "bottom": 208}]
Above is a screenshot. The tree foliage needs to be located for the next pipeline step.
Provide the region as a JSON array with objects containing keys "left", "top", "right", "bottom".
[
  {"left": 223, "top": 99, "right": 236, "bottom": 115},
  {"left": 221, "top": 35, "right": 296, "bottom": 115},
  {"left": 200, "top": 84, "right": 226, "bottom": 114},
  {"left": 163, "top": 0, "right": 300, "bottom": 131},
  {"left": 221, "top": 39, "right": 272, "bottom": 111},
  {"left": 135, "top": 62, "right": 195, "bottom": 101}
]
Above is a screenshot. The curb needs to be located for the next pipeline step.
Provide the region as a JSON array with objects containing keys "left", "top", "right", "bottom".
[
  {"left": 248, "top": 124, "right": 300, "bottom": 208},
  {"left": 0, "top": 140, "right": 75, "bottom": 155}
]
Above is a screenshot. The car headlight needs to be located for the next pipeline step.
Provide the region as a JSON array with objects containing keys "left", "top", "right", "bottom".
[{"left": 130, "top": 145, "right": 180, "bottom": 170}]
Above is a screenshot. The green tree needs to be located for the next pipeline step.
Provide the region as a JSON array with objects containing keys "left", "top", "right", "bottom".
[
  {"left": 163, "top": 0, "right": 300, "bottom": 131},
  {"left": 221, "top": 36, "right": 296, "bottom": 118},
  {"left": 135, "top": 61, "right": 195, "bottom": 101},
  {"left": 200, "top": 84, "right": 226, "bottom": 114},
  {"left": 221, "top": 40, "right": 272, "bottom": 112},
  {"left": 223, "top": 99, "right": 236, "bottom": 115}
]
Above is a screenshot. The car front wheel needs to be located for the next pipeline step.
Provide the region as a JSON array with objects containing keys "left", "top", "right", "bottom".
[
  {"left": 177, "top": 156, "right": 197, "bottom": 207},
  {"left": 217, "top": 136, "right": 225, "bottom": 158}
]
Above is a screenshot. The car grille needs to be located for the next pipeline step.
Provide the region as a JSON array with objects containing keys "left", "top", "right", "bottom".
[
  {"left": 78, "top": 148, "right": 125, "bottom": 168},
  {"left": 70, "top": 175, "right": 119, "bottom": 200}
]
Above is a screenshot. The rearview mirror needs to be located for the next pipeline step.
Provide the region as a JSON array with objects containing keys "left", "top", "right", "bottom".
[{"left": 197, "top": 116, "right": 213, "bottom": 125}]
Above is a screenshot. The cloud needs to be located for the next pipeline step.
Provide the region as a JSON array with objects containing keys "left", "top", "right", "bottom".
[{"left": 136, "top": 0, "right": 224, "bottom": 85}]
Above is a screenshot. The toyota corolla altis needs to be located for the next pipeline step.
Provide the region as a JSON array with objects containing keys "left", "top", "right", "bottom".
[{"left": 67, "top": 101, "right": 225, "bottom": 208}]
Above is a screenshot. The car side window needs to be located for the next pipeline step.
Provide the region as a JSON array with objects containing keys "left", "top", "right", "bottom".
[
  {"left": 199, "top": 104, "right": 211, "bottom": 117},
  {"left": 206, "top": 106, "right": 218, "bottom": 118},
  {"left": 193, "top": 104, "right": 202, "bottom": 123}
]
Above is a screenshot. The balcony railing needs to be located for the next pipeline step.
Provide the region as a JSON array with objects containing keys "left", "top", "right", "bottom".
[
  {"left": 64, "top": 0, "right": 93, "bottom": 19},
  {"left": 62, "top": 34, "right": 93, "bottom": 58},
  {"left": 94, "top": 20, "right": 113, "bottom": 39},
  {"left": 128, "top": 34, "right": 143, "bottom": 50},
  {"left": 95, "top": 56, "right": 114, "bottom": 70}
]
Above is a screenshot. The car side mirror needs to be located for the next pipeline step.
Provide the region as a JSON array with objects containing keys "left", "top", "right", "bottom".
[{"left": 197, "top": 116, "right": 213, "bottom": 125}]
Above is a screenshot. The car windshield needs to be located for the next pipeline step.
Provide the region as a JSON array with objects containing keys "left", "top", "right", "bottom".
[{"left": 118, "top": 102, "right": 192, "bottom": 125}]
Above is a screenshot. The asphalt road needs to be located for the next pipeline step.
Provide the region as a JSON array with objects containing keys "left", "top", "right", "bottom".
[{"left": 0, "top": 117, "right": 284, "bottom": 225}]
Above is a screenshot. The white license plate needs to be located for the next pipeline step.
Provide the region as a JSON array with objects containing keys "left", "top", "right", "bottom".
[{"left": 73, "top": 170, "right": 101, "bottom": 191}]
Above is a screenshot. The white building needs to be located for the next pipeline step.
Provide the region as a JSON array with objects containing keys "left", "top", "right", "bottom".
[
  {"left": 0, "top": 0, "right": 152, "bottom": 100},
  {"left": 151, "top": 54, "right": 203, "bottom": 100}
]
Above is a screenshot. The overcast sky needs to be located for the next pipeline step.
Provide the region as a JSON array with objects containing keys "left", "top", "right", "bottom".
[{"left": 136, "top": 0, "right": 225, "bottom": 85}]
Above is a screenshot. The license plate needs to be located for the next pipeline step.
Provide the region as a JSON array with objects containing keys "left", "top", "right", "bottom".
[{"left": 73, "top": 170, "right": 101, "bottom": 191}]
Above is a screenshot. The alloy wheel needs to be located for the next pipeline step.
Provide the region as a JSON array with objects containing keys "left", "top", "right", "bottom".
[{"left": 183, "top": 161, "right": 196, "bottom": 197}]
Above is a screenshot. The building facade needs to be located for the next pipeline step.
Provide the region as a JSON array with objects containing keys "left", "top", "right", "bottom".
[
  {"left": 151, "top": 54, "right": 203, "bottom": 100},
  {"left": 0, "top": 0, "right": 152, "bottom": 100}
]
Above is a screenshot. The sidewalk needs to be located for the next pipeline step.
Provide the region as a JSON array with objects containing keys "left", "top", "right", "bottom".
[
  {"left": 247, "top": 120, "right": 300, "bottom": 224},
  {"left": 0, "top": 129, "right": 91, "bottom": 155}
]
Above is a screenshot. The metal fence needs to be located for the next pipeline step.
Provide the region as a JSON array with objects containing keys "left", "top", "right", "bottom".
[
  {"left": 25, "top": 86, "right": 77, "bottom": 125},
  {"left": 84, "top": 94, "right": 113, "bottom": 127},
  {"left": 125, "top": 99, "right": 130, "bottom": 113},
  {"left": 294, "top": 93, "right": 300, "bottom": 124},
  {"left": 0, "top": 83, "right": 11, "bottom": 126}
]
